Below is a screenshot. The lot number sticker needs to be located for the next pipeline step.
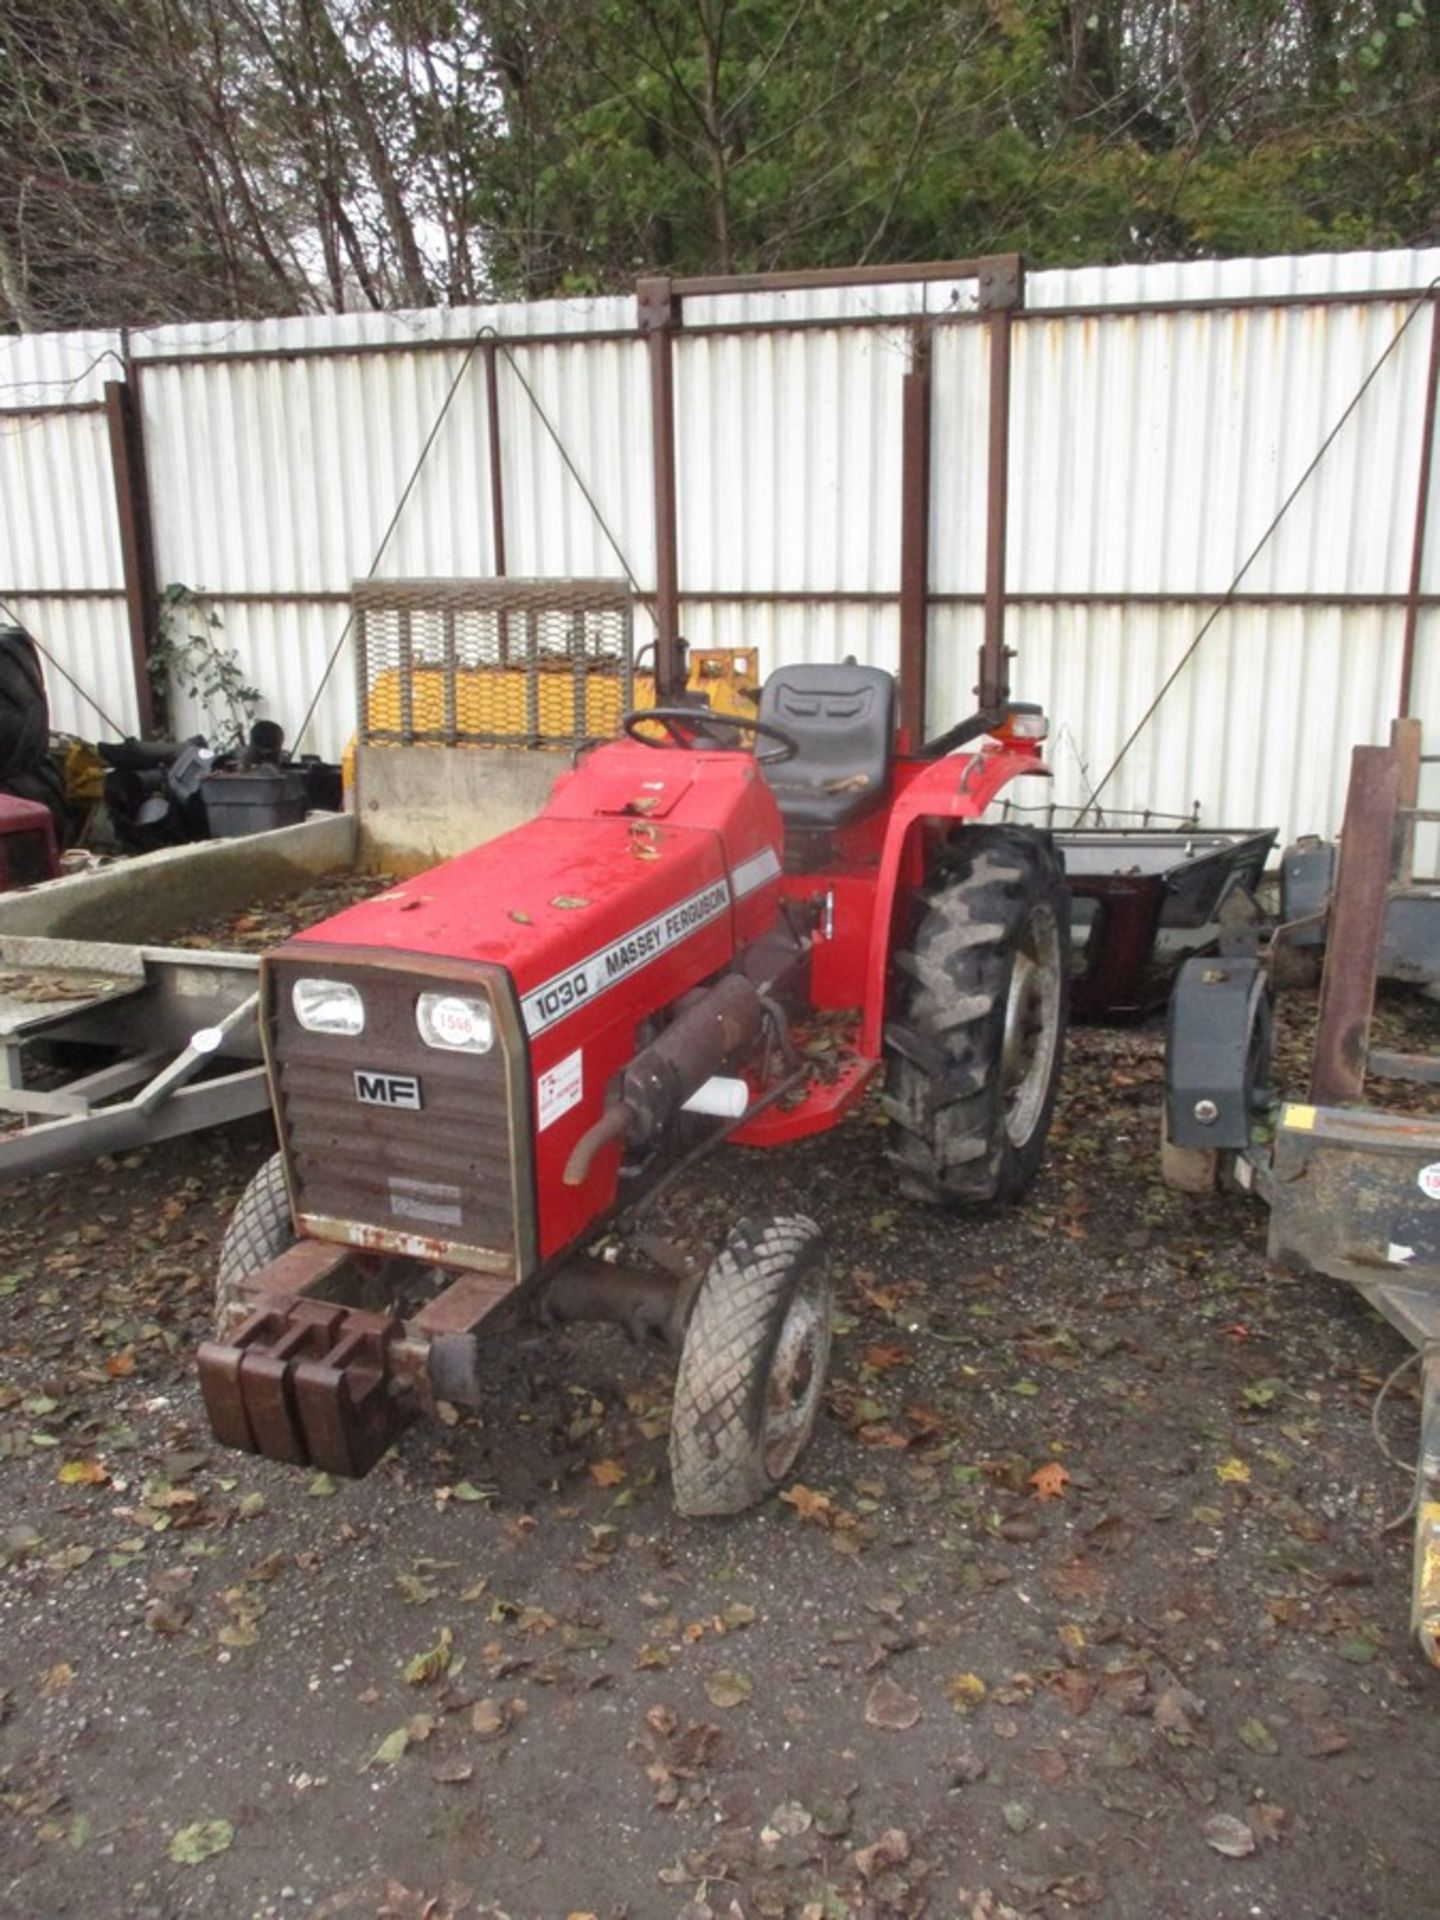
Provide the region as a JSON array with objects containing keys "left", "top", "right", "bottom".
[
  {"left": 538, "top": 1048, "right": 584, "bottom": 1133},
  {"left": 1419, "top": 1162, "right": 1440, "bottom": 1201}
]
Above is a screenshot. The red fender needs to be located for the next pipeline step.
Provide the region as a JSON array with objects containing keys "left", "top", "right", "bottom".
[{"left": 859, "top": 742, "right": 1051, "bottom": 1057}]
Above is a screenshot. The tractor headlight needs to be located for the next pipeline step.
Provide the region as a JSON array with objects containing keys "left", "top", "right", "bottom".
[
  {"left": 291, "top": 977, "right": 365, "bottom": 1036},
  {"left": 416, "top": 991, "right": 493, "bottom": 1054}
]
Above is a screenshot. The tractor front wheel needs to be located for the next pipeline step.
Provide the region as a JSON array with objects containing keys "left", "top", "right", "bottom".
[
  {"left": 883, "top": 824, "right": 1069, "bottom": 1207},
  {"left": 669, "top": 1215, "right": 831, "bottom": 1517},
  {"left": 215, "top": 1152, "right": 295, "bottom": 1330}
]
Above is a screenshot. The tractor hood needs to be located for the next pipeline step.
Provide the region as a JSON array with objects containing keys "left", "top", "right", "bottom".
[
  {"left": 290, "top": 812, "right": 731, "bottom": 1023},
  {"left": 285, "top": 742, "right": 786, "bottom": 1037}
]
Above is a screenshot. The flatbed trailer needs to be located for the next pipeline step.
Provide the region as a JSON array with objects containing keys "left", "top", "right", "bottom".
[{"left": 0, "top": 814, "right": 356, "bottom": 1183}]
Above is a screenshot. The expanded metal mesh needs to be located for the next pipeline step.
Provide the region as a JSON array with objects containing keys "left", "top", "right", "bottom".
[{"left": 353, "top": 578, "right": 635, "bottom": 750}]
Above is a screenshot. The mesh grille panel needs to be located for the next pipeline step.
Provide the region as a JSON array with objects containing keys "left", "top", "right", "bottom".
[{"left": 353, "top": 578, "right": 635, "bottom": 750}]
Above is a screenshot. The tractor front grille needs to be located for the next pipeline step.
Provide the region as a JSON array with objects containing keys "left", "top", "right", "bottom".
[{"left": 266, "top": 953, "right": 535, "bottom": 1276}]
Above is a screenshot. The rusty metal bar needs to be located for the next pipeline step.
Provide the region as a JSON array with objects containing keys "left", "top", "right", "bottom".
[
  {"left": 1021, "top": 287, "right": 1433, "bottom": 324},
  {"left": 979, "top": 305, "right": 1014, "bottom": 711},
  {"left": 1309, "top": 743, "right": 1400, "bottom": 1105},
  {"left": 639, "top": 276, "right": 683, "bottom": 698},
  {"left": 1400, "top": 294, "right": 1439, "bottom": 717},
  {"left": 482, "top": 339, "right": 507, "bottom": 576},
  {"left": 103, "top": 377, "right": 161, "bottom": 735},
  {"left": 670, "top": 256, "right": 994, "bottom": 298},
  {"left": 897, "top": 325, "right": 932, "bottom": 742},
  {"left": 0, "top": 400, "right": 108, "bottom": 421},
  {"left": 1392, "top": 714, "right": 1422, "bottom": 882},
  {"left": 121, "top": 281, "right": 1435, "bottom": 376},
  {"left": 11, "top": 584, "right": 1438, "bottom": 615}
]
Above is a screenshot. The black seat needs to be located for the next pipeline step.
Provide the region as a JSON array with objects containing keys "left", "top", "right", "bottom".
[{"left": 757, "top": 663, "right": 896, "bottom": 830}]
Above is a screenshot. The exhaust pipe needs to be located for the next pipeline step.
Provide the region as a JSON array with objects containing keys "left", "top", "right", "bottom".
[{"left": 563, "top": 973, "right": 764, "bottom": 1185}]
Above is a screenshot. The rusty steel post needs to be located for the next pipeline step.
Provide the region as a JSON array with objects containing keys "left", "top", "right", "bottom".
[
  {"left": 1309, "top": 742, "right": 1400, "bottom": 1106},
  {"left": 978, "top": 257, "right": 1023, "bottom": 714},
  {"left": 1400, "top": 295, "right": 1439, "bottom": 717},
  {"left": 482, "top": 339, "right": 507, "bottom": 577},
  {"left": 1392, "top": 713, "right": 1422, "bottom": 883},
  {"left": 103, "top": 376, "right": 162, "bottom": 736},
  {"left": 898, "top": 325, "right": 933, "bottom": 744},
  {"left": 638, "top": 275, "right": 684, "bottom": 699}
]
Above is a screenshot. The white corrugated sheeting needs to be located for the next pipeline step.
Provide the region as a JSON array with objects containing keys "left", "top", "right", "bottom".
[
  {"left": 1026, "top": 245, "right": 1440, "bottom": 308},
  {"left": 163, "top": 599, "right": 354, "bottom": 760},
  {"left": 0, "top": 328, "right": 123, "bottom": 407},
  {"left": 676, "top": 315, "right": 910, "bottom": 600},
  {"left": 0, "top": 406, "right": 122, "bottom": 591},
  {"left": 136, "top": 296, "right": 651, "bottom": 751},
  {"left": 921, "top": 248, "right": 1440, "bottom": 838},
  {"left": 0, "top": 327, "right": 135, "bottom": 737},
  {"left": 952, "top": 601, "right": 1408, "bottom": 833},
  {"left": 3, "top": 252, "right": 1438, "bottom": 839},
  {"left": 494, "top": 335, "right": 653, "bottom": 584},
  {"left": 3, "top": 594, "right": 138, "bottom": 738},
  {"left": 132, "top": 295, "right": 634, "bottom": 361}
]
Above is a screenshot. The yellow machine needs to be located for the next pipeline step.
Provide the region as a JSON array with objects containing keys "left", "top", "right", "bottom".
[{"left": 343, "top": 647, "right": 758, "bottom": 791}]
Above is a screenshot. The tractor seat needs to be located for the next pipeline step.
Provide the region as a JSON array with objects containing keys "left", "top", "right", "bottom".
[{"left": 757, "top": 664, "right": 896, "bottom": 830}]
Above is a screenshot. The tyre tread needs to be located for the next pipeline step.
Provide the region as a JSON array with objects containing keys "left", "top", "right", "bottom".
[{"left": 669, "top": 1215, "right": 826, "bottom": 1517}]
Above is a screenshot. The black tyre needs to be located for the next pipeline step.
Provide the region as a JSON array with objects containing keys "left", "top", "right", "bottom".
[
  {"left": 883, "top": 824, "right": 1069, "bottom": 1207},
  {"left": 0, "top": 628, "right": 47, "bottom": 781},
  {"left": 669, "top": 1215, "right": 831, "bottom": 1517},
  {"left": 216, "top": 1153, "right": 295, "bottom": 1329}
]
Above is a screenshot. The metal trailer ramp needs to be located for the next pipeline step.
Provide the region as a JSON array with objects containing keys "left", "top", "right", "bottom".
[{"left": 0, "top": 934, "right": 268, "bottom": 1181}]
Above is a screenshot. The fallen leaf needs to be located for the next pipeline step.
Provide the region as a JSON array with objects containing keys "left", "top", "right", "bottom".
[
  {"left": 471, "top": 1698, "right": 508, "bottom": 1738},
  {"left": 403, "top": 1626, "right": 454, "bottom": 1687},
  {"left": 854, "top": 1828, "right": 910, "bottom": 1879},
  {"left": 369, "top": 1726, "right": 411, "bottom": 1768},
  {"left": 704, "top": 1668, "right": 753, "bottom": 1709},
  {"left": 1216, "top": 1457, "right": 1251, "bottom": 1485},
  {"left": 947, "top": 1672, "right": 987, "bottom": 1714},
  {"left": 1154, "top": 1685, "right": 1205, "bottom": 1741},
  {"left": 589, "top": 1459, "right": 627, "bottom": 1488},
  {"left": 1030, "top": 1461, "right": 1070, "bottom": 1502},
  {"left": 1002, "top": 1799, "right": 1033, "bottom": 1835},
  {"left": 779, "top": 1483, "right": 833, "bottom": 1525},
  {"left": 105, "top": 1350, "right": 136, "bottom": 1379},
  {"left": 1239, "top": 1716, "right": 1278, "bottom": 1756},
  {"left": 1203, "top": 1813, "right": 1256, "bottom": 1858},
  {"left": 864, "top": 1676, "right": 921, "bottom": 1730},
  {"left": 168, "top": 1819, "right": 235, "bottom": 1865},
  {"left": 57, "top": 1459, "right": 108, "bottom": 1487}
]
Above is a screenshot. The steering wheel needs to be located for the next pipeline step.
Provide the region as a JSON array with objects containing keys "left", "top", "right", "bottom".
[{"left": 621, "top": 707, "right": 799, "bottom": 767}]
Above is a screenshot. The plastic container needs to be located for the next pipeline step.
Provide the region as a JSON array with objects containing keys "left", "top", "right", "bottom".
[{"left": 201, "top": 768, "right": 308, "bottom": 839}]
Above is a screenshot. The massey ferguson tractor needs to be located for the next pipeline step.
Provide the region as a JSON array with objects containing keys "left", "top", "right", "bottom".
[{"left": 200, "top": 657, "right": 1068, "bottom": 1513}]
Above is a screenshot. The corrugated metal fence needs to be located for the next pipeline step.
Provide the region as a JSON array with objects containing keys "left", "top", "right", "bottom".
[{"left": 0, "top": 247, "right": 1436, "bottom": 844}]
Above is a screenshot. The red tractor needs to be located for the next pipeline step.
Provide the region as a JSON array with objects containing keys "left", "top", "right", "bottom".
[{"left": 200, "top": 666, "right": 1069, "bottom": 1512}]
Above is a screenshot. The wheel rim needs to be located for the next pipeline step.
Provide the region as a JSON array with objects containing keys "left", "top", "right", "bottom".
[
  {"left": 761, "top": 1267, "right": 832, "bottom": 1482},
  {"left": 1001, "top": 900, "right": 1063, "bottom": 1149}
]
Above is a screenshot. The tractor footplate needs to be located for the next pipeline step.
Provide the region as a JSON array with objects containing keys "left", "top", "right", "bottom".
[{"left": 198, "top": 1297, "right": 406, "bottom": 1477}]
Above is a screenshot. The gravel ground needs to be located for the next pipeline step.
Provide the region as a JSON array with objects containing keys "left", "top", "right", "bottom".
[{"left": 2, "top": 1004, "right": 1440, "bottom": 1920}]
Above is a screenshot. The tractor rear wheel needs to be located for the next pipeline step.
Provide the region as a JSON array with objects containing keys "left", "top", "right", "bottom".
[
  {"left": 0, "top": 628, "right": 47, "bottom": 782},
  {"left": 883, "top": 824, "right": 1069, "bottom": 1207},
  {"left": 215, "top": 1152, "right": 295, "bottom": 1329},
  {"left": 669, "top": 1215, "right": 831, "bottom": 1517}
]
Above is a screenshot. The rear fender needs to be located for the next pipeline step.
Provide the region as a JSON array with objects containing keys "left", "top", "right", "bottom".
[{"left": 858, "top": 746, "right": 1050, "bottom": 1056}]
